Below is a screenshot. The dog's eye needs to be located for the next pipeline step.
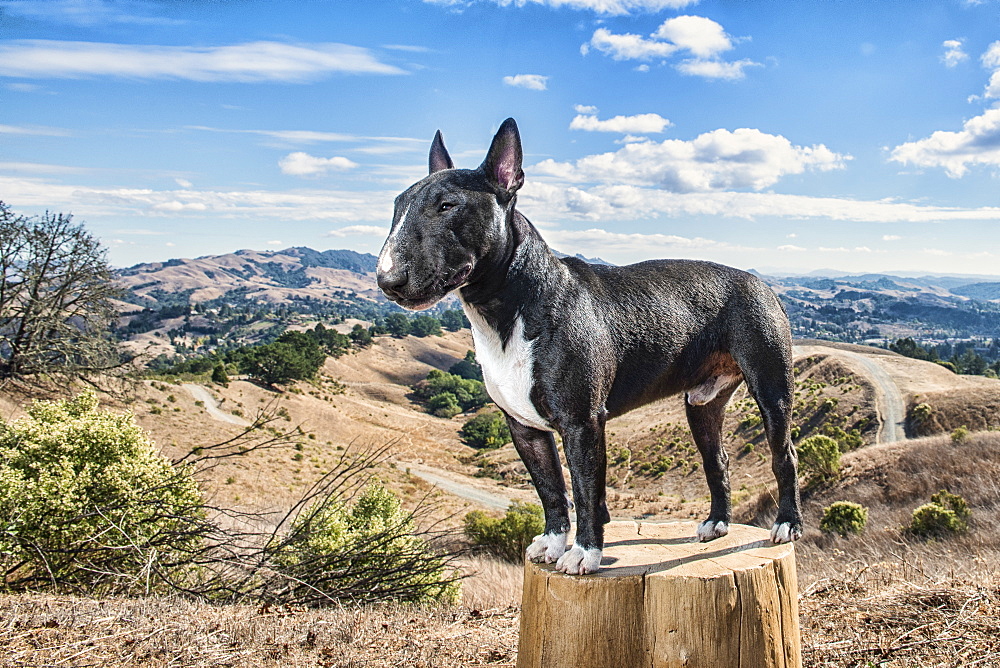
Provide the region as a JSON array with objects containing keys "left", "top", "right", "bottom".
[{"left": 439, "top": 202, "right": 456, "bottom": 213}]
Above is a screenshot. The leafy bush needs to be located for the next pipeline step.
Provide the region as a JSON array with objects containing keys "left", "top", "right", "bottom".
[
  {"left": 409, "top": 315, "right": 442, "bottom": 338},
  {"left": 412, "top": 369, "right": 489, "bottom": 413},
  {"left": 463, "top": 501, "right": 545, "bottom": 563},
  {"left": 440, "top": 309, "right": 468, "bottom": 332},
  {"left": 819, "top": 501, "right": 868, "bottom": 537},
  {"left": 274, "top": 483, "right": 459, "bottom": 604},
  {"left": 238, "top": 330, "right": 326, "bottom": 386},
  {"left": 906, "top": 490, "right": 971, "bottom": 538},
  {"left": 797, "top": 435, "right": 841, "bottom": 480},
  {"left": 427, "top": 392, "right": 462, "bottom": 418},
  {"left": 0, "top": 391, "right": 205, "bottom": 592},
  {"left": 211, "top": 362, "right": 229, "bottom": 385},
  {"left": 910, "top": 402, "right": 934, "bottom": 425},
  {"left": 460, "top": 411, "right": 512, "bottom": 449},
  {"left": 449, "top": 350, "right": 483, "bottom": 381},
  {"left": 951, "top": 425, "right": 970, "bottom": 443}
]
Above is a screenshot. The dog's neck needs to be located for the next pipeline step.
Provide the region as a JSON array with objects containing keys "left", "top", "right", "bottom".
[{"left": 458, "top": 207, "right": 563, "bottom": 342}]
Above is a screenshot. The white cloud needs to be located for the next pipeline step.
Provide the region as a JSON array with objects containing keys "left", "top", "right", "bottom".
[
  {"left": 569, "top": 112, "right": 671, "bottom": 134},
  {"left": 174, "top": 178, "right": 193, "bottom": 188},
  {"left": 326, "top": 225, "right": 390, "bottom": 237},
  {"left": 0, "top": 123, "right": 70, "bottom": 136},
  {"left": 423, "top": 0, "right": 698, "bottom": 16},
  {"left": 534, "top": 128, "right": 849, "bottom": 192},
  {"left": 777, "top": 244, "right": 806, "bottom": 252},
  {"left": 0, "top": 0, "right": 185, "bottom": 26},
  {"left": 0, "top": 40, "right": 405, "bottom": 81},
  {"left": 651, "top": 14, "right": 731, "bottom": 59},
  {"left": 584, "top": 16, "right": 759, "bottom": 80},
  {"left": 942, "top": 39, "right": 969, "bottom": 67},
  {"left": 889, "top": 107, "right": 1000, "bottom": 177},
  {"left": 278, "top": 152, "right": 359, "bottom": 177},
  {"left": 982, "top": 41, "right": 1000, "bottom": 98},
  {"left": 266, "top": 240, "right": 283, "bottom": 246},
  {"left": 675, "top": 58, "right": 759, "bottom": 80},
  {"left": 882, "top": 234, "right": 901, "bottom": 241},
  {"left": 574, "top": 104, "right": 599, "bottom": 114},
  {"left": 518, "top": 181, "right": 1000, "bottom": 225},
  {"left": 503, "top": 74, "right": 549, "bottom": 90}
]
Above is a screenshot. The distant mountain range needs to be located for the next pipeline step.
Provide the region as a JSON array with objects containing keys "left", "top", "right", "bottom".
[{"left": 115, "top": 246, "right": 1000, "bottom": 341}]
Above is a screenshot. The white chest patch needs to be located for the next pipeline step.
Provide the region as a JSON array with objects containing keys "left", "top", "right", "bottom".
[{"left": 462, "top": 302, "right": 553, "bottom": 432}]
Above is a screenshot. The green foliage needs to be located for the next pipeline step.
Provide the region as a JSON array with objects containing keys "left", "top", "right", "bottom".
[
  {"left": 463, "top": 501, "right": 545, "bottom": 563},
  {"left": 409, "top": 315, "right": 442, "bottom": 338},
  {"left": 951, "top": 425, "right": 970, "bottom": 443},
  {"left": 797, "top": 434, "right": 842, "bottom": 480},
  {"left": 427, "top": 392, "right": 462, "bottom": 418},
  {"left": 911, "top": 402, "right": 934, "bottom": 425},
  {"left": 349, "top": 323, "right": 373, "bottom": 347},
  {"left": 440, "top": 309, "right": 468, "bottom": 332},
  {"left": 238, "top": 330, "right": 326, "bottom": 386},
  {"left": 211, "top": 362, "right": 229, "bottom": 385},
  {"left": 385, "top": 313, "right": 411, "bottom": 338},
  {"left": 906, "top": 490, "right": 971, "bottom": 538},
  {"left": 412, "top": 369, "right": 489, "bottom": 413},
  {"left": 0, "top": 391, "right": 204, "bottom": 592},
  {"left": 274, "top": 483, "right": 459, "bottom": 604},
  {"left": 819, "top": 501, "right": 868, "bottom": 537},
  {"left": 930, "top": 489, "right": 971, "bottom": 522},
  {"left": 889, "top": 338, "right": 937, "bottom": 362},
  {"left": 449, "top": 350, "right": 483, "bottom": 381},
  {"left": 460, "top": 411, "right": 512, "bottom": 449}
]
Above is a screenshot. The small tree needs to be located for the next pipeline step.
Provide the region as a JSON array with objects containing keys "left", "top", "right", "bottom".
[
  {"left": 449, "top": 350, "right": 483, "bottom": 381},
  {"left": 440, "top": 309, "right": 468, "bottom": 332},
  {"left": 410, "top": 315, "right": 442, "bottom": 338},
  {"left": 211, "top": 362, "right": 229, "bottom": 385},
  {"left": 385, "top": 313, "right": 411, "bottom": 338},
  {"left": 0, "top": 203, "right": 125, "bottom": 382}
]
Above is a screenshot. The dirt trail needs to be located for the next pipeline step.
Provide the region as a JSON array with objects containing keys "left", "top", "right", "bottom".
[
  {"left": 405, "top": 463, "right": 519, "bottom": 510},
  {"left": 794, "top": 344, "right": 906, "bottom": 444},
  {"left": 182, "top": 384, "right": 250, "bottom": 427}
]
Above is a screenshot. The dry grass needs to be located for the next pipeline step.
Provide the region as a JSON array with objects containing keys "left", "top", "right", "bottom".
[
  {"left": 908, "top": 387, "right": 1000, "bottom": 436},
  {"left": 801, "top": 563, "right": 1000, "bottom": 667},
  {"left": 0, "top": 558, "right": 525, "bottom": 668}
]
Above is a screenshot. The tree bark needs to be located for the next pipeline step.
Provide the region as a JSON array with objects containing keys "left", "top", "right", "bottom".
[{"left": 517, "top": 521, "right": 801, "bottom": 668}]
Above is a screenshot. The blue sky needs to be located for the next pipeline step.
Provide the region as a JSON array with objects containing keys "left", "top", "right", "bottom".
[{"left": 3, "top": 0, "right": 1000, "bottom": 275}]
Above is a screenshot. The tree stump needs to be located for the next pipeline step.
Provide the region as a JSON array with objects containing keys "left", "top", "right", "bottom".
[{"left": 517, "top": 521, "right": 801, "bottom": 668}]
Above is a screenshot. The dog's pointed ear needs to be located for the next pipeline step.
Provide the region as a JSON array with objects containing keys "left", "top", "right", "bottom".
[
  {"left": 481, "top": 118, "right": 524, "bottom": 194},
  {"left": 429, "top": 130, "right": 454, "bottom": 174}
]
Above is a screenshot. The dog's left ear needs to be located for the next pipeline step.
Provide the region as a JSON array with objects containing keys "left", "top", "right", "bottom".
[
  {"left": 429, "top": 130, "right": 454, "bottom": 174},
  {"left": 482, "top": 118, "right": 524, "bottom": 194}
]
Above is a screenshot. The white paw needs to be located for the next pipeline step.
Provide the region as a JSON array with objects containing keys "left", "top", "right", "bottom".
[
  {"left": 770, "top": 522, "right": 802, "bottom": 544},
  {"left": 525, "top": 532, "right": 567, "bottom": 563},
  {"left": 555, "top": 543, "right": 602, "bottom": 575},
  {"left": 697, "top": 520, "right": 729, "bottom": 542}
]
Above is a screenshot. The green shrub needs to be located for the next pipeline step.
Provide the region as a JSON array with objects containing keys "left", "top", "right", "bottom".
[
  {"left": 819, "top": 501, "right": 868, "bottom": 537},
  {"left": 910, "top": 402, "right": 934, "bottom": 425},
  {"left": 930, "top": 489, "right": 971, "bottom": 522},
  {"left": 907, "top": 503, "right": 967, "bottom": 537},
  {"left": 796, "top": 435, "right": 841, "bottom": 479},
  {"left": 463, "top": 501, "right": 545, "bottom": 563},
  {"left": 211, "top": 362, "right": 229, "bottom": 385},
  {"left": 274, "top": 483, "right": 459, "bottom": 604},
  {"left": 428, "top": 392, "right": 462, "bottom": 418},
  {"left": 460, "top": 411, "right": 512, "bottom": 449},
  {"left": 951, "top": 426, "right": 970, "bottom": 443},
  {"left": 449, "top": 350, "right": 483, "bottom": 381},
  {"left": 0, "top": 391, "right": 205, "bottom": 592},
  {"left": 412, "top": 369, "right": 489, "bottom": 413}
]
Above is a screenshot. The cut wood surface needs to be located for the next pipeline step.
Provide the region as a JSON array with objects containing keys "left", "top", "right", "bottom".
[{"left": 518, "top": 521, "right": 800, "bottom": 668}]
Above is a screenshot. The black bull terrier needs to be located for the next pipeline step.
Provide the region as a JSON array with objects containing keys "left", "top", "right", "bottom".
[{"left": 377, "top": 118, "right": 802, "bottom": 574}]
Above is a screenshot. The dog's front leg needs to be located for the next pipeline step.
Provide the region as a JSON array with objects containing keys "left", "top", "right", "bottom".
[
  {"left": 555, "top": 414, "right": 610, "bottom": 575},
  {"left": 507, "top": 417, "right": 572, "bottom": 563}
]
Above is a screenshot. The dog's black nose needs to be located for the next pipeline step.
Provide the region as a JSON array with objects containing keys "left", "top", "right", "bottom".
[{"left": 378, "top": 268, "right": 409, "bottom": 298}]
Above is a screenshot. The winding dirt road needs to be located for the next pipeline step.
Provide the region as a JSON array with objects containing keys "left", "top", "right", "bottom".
[
  {"left": 793, "top": 344, "right": 907, "bottom": 444},
  {"left": 182, "top": 384, "right": 250, "bottom": 427}
]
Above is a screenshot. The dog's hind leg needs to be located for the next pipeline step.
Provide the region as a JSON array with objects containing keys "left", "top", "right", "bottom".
[
  {"left": 506, "top": 417, "right": 572, "bottom": 563},
  {"left": 736, "top": 338, "right": 803, "bottom": 543},
  {"left": 686, "top": 378, "right": 742, "bottom": 541}
]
